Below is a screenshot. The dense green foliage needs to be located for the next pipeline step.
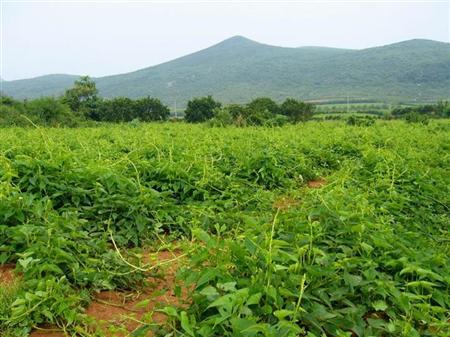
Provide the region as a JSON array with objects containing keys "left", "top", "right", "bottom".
[
  {"left": 243, "top": 98, "right": 281, "bottom": 125},
  {"left": 62, "top": 76, "right": 170, "bottom": 122},
  {"left": 0, "top": 91, "right": 170, "bottom": 127},
  {"left": 62, "top": 76, "right": 100, "bottom": 116},
  {"left": 26, "top": 97, "right": 78, "bottom": 126},
  {"left": 0, "top": 96, "right": 81, "bottom": 127},
  {"left": 3, "top": 37, "right": 450, "bottom": 104},
  {"left": 184, "top": 96, "right": 222, "bottom": 123},
  {"left": 247, "top": 97, "right": 280, "bottom": 115},
  {"left": 0, "top": 121, "right": 448, "bottom": 336},
  {"left": 280, "top": 98, "right": 315, "bottom": 123},
  {"left": 97, "top": 96, "right": 170, "bottom": 122},
  {"left": 160, "top": 122, "right": 449, "bottom": 337},
  {"left": 1, "top": 86, "right": 448, "bottom": 128},
  {"left": 392, "top": 101, "right": 450, "bottom": 118},
  {"left": 201, "top": 97, "right": 314, "bottom": 126}
]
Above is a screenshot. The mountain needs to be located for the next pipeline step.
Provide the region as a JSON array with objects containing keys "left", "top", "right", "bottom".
[
  {"left": 2, "top": 36, "right": 450, "bottom": 105},
  {"left": 2, "top": 74, "right": 79, "bottom": 98}
]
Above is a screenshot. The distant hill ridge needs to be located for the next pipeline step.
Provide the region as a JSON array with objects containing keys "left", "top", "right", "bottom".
[{"left": 2, "top": 36, "right": 450, "bottom": 105}]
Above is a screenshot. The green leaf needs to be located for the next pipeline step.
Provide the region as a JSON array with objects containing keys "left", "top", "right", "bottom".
[
  {"left": 134, "top": 299, "right": 150, "bottom": 309},
  {"left": 274, "top": 309, "right": 294, "bottom": 320},
  {"left": 158, "top": 306, "right": 178, "bottom": 317},
  {"left": 130, "top": 324, "right": 152, "bottom": 337},
  {"left": 372, "top": 300, "right": 388, "bottom": 311},
  {"left": 200, "top": 286, "right": 219, "bottom": 301},
  {"left": 246, "top": 293, "right": 262, "bottom": 306},
  {"left": 180, "top": 311, "right": 195, "bottom": 337},
  {"left": 217, "top": 282, "right": 236, "bottom": 292},
  {"left": 406, "top": 280, "right": 438, "bottom": 288}
]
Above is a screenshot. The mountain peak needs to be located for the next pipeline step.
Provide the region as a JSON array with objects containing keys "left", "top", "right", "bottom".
[
  {"left": 365, "top": 38, "right": 449, "bottom": 51},
  {"left": 3, "top": 37, "right": 449, "bottom": 102},
  {"left": 216, "top": 35, "right": 259, "bottom": 47}
]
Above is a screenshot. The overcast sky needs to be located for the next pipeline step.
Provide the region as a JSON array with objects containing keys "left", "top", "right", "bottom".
[{"left": 1, "top": 0, "right": 449, "bottom": 81}]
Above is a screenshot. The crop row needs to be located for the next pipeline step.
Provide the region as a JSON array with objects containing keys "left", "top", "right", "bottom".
[{"left": 0, "top": 121, "right": 449, "bottom": 336}]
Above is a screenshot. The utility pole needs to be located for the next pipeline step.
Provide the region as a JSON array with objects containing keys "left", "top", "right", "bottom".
[
  {"left": 174, "top": 99, "right": 177, "bottom": 119},
  {"left": 347, "top": 95, "right": 349, "bottom": 113}
]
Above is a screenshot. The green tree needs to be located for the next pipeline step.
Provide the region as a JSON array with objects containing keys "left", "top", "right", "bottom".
[
  {"left": 26, "top": 97, "right": 76, "bottom": 126},
  {"left": 184, "top": 96, "right": 221, "bottom": 123},
  {"left": 247, "top": 97, "right": 279, "bottom": 115},
  {"left": 225, "top": 104, "right": 247, "bottom": 126},
  {"left": 98, "top": 97, "right": 135, "bottom": 122},
  {"left": 0, "top": 95, "right": 18, "bottom": 107},
  {"left": 134, "top": 97, "right": 170, "bottom": 121},
  {"left": 444, "top": 104, "right": 450, "bottom": 117},
  {"left": 405, "top": 111, "right": 429, "bottom": 125},
  {"left": 226, "top": 104, "right": 247, "bottom": 119},
  {"left": 436, "top": 100, "right": 450, "bottom": 117},
  {"left": 280, "top": 98, "right": 315, "bottom": 123},
  {"left": 0, "top": 95, "right": 29, "bottom": 126},
  {"left": 63, "top": 76, "right": 99, "bottom": 116},
  {"left": 244, "top": 97, "right": 280, "bottom": 125},
  {"left": 208, "top": 107, "right": 233, "bottom": 127}
]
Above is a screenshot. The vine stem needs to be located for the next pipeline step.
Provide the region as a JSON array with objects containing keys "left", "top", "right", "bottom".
[
  {"left": 266, "top": 208, "right": 280, "bottom": 290},
  {"left": 293, "top": 273, "right": 307, "bottom": 320},
  {"left": 108, "top": 228, "right": 190, "bottom": 272}
]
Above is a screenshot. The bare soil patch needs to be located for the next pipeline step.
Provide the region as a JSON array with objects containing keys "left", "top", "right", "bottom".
[
  {"left": 307, "top": 178, "right": 327, "bottom": 188},
  {"left": 86, "top": 249, "right": 188, "bottom": 336},
  {"left": 273, "top": 196, "right": 300, "bottom": 210},
  {"left": 30, "top": 249, "right": 188, "bottom": 337},
  {"left": 0, "top": 264, "right": 16, "bottom": 284}
]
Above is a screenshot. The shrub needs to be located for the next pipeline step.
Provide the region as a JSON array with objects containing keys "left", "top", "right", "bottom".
[
  {"left": 405, "top": 112, "right": 429, "bottom": 125},
  {"left": 0, "top": 104, "right": 32, "bottom": 127},
  {"left": 264, "top": 114, "right": 290, "bottom": 127},
  {"left": 391, "top": 101, "right": 450, "bottom": 118},
  {"left": 227, "top": 104, "right": 247, "bottom": 120},
  {"left": 134, "top": 97, "right": 170, "bottom": 121},
  {"left": 98, "top": 97, "right": 135, "bottom": 122},
  {"left": 208, "top": 107, "right": 234, "bottom": 127},
  {"left": 63, "top": 76, "right": 99, "bottom": 114},
  {"left": 247, "top": 97, "right": 279, "bottom": 115},
  {"left": 280, "top": 98, "right": 315, "bottom": 123},
  {"left": 185, "top": 96, "right": 222, "bottom": 123},
  {"left": 346, "top": 115, "right": 376, "bottom": 126},
  {"left": 25, "top": 97, "right": 78, "bottom": 127}
]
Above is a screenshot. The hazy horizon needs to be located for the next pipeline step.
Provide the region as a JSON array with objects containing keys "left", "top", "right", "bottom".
[{"left": 2, "top": 1, "right": 449, "bottom": 81}]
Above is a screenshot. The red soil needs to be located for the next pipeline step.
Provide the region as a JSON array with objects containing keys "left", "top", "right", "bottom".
[
  {"left": 273, "top": 196, "right": 300, "bottom": 210},
  {"left": 0, "top": 264, "right": 16, "bottom": 284},
  {"left": 29, "top": 249, "right": 188, "bottom": 337},
  {"left": 307, "top": 178, "right": 327, "bottom": 188}
]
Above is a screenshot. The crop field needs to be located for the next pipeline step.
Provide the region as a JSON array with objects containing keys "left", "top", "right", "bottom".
[{"left": 0, "top": 121, "right": 449, "bottom": 337}]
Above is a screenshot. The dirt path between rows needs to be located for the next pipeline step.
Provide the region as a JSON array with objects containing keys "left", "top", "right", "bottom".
[
  {"left": 30, "top": 249, "right": 188, "bottom": 337},
  {"left": 307, "top": 178, "right": 327, "bottom": 188},
  {"left": 0, "top": 264, "right": 16, "bottom": 284},
  {"left": 273, "top": 178, "right": 327, "bottom": 210}
]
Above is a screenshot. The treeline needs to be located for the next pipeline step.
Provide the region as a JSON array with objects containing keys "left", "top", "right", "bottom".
[
  {"left": 388, "top": 102, "right": 450, "bottom": 124},
  {"left": 185, "top": 96, "right": 315, "bottom": 126},
  {"left": 317, "top": 102, "right": 450, "bottom": 118},
  {"left": 391, "top": 102, "right": 450, "bottom": 118},
  {"left": 0, "top": 77, "right": 170, "bottom": 127},
  {"left": 63, "top": 77, "right": 170, "bottom": 122},
  {"left": 1, "top": 76, "right": 449, "bottom": 127},
  {"left": 0, "top": 76, "right": 315, "bottom": 127},
  {"left": 1, "top": 95, "right": 83, "bottom": 127}
]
